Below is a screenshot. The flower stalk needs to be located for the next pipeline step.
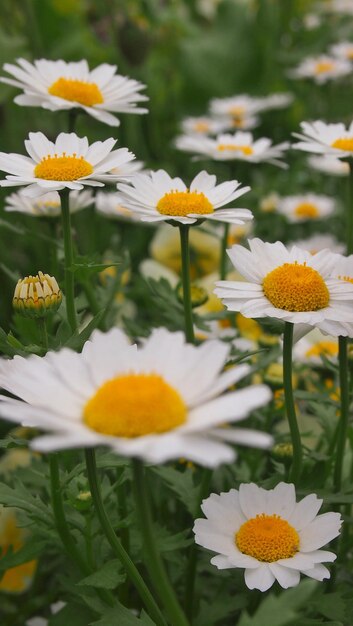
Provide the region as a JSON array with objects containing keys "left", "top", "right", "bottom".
[
  {"left": 179, "top": 225, "right": 195, "bottom": 343},
  {"left": 283, "top": 321, "right": 302, "bottom": 483},
  {"left": 60, "top": 188, "right": 77, "bottom": 332}
]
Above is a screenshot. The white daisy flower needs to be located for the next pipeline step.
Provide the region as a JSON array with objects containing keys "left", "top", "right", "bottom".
[
  {"left": 193, "top": 482, "right": 342, "bottom": 591},
  {"left": 116, "top": 170, "right": 253, "bottom": 225},
  {"left": 256, "top": 93, "right": 294, "bottom": 111},
  {"left": 0, "top": 132, "right": 135, "bottom": 198},
  {"left": 1, "top": 59, "right": 148, "bottom": 127},
  {"left": 175, "top": 132, "right": 289, "bottom": 167},
  {"left": 289, "top": 55, "right": 352, "bottom": 84},
  {"left": 292, "top": 120, "right": 353, "bottom": 159},
  {"left": 308, "top": 155, "right": 349, "bottom": 177},
  {"left": 276, "top": 193, "right": 336, "bottom": 223},
  {"left": 293, "top": 328, "right": 338, "bottom": 365},
  {"left": 95, "top": 191, "right": 139, "bottom": 222},
  {"left": 290, "top": 234, "right": 345, "bottom": 255},
  {"left": 321, "top": 0, "right": 353, "bottom": 15},
  {"left": 330, "top": 41, "right": 353, "bottom": 61},
  {"left": 0, "top": 328, "right": 273, "bottom": 466},
  {"left": 181, "top": 116, "right": 229, "bottom": 136},
  {"left": 209, "top": 93, "right": 292, "bottom": 120},
  {"left": 109, "top": 159, "right": 146, "bottom": 178},
  {"left": 214, "top": 238, "right": 353, "bottom": 330},
  {"left": 4, "top": 188, "right": 93, "bottom": 217}
]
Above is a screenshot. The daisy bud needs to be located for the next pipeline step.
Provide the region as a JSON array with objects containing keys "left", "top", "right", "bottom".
[
  {"left": 13, "top": 272, "right": 62, "bottom": 318},
  {"left": 74, "top": 490, "right": 92, "bottom": 512},
  {"left": 271, "top": 442, "right": 293, "bottom": 462},
  {"left": 177, "top": 283, "right": 208, "bottom": 308}
]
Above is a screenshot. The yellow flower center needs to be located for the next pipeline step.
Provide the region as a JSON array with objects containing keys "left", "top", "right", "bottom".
[
  {"left": 34, "top": 153, "right": 93, "bottom": 181},
  {"left": 235, "top": 514, "right": 299, "bottom": 562},
  {"left": 156, "top": 190, "right": 214, "bottom": 217},
  {"left": 217, "top": 144, "right": 253, "bottom": 155},
  {"left": 294, "top": 202, "right": 319, "bottom": 219},
  {"left": 263, "top": 262, "right": 329, "bottom": 311},
  {"left": 229, "top": 105, "right": 245, "bottom": 118},
  {"left": 315, "top": 61, "right": 335, "bottom": 74},
  {"left": 194, "top": 121, "right": 210, "bottom": 133},
  {"left": 48, "top": 77, "right": 104, "bottom": 106},
  {"left": 331, "top": 137, "right": 353, "bottom": 152},
  {"left": 83, "top": 373, "right": 187, "bottom": 437},
  {"left": 306, "top": 340, "right": 338, "bottom": 359}
]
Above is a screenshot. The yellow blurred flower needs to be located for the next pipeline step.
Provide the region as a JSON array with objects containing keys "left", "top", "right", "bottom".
[{"left": 0, "top": 507, "right": 37, "bottom": 593}]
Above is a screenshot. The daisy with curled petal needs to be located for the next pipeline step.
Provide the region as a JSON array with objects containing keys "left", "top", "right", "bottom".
[
  {"left": 214, "top": 238, "right": 353, "bottom": 330},
  {"left": 290, "top": 234, "right": 345, "bottom": 256},
  {"left": 116, "top": 170, "right": 253, "bottom": 225},
  {"left": 308, "top": 155, "right": 349, "bottom": 177},
  {"left": 175, "top": 132, "right": 289, "bottom": 167},
  {"left": 1, "top": 58, "right": 148, "bottom": 127},
  {"left": 289, "top": 55, "right": 352, "bottom": 84},
  {"left": 0, "top": 132, "right": 135, "bottom": 198},
  {"left": 276, "top": 193, "right": 336, "bottom": 223},
  {"left": 0, "top": 328, "right": 273, "bottom": 466},
  {"left": 95, "top": 191, "right": 139, "bottom": 222},
  {"left": 193, "top": 482, "right": 342, "bottom": 591},
  {"left": 292, "top": 120, "right": 353, "bottom": 159},
  {"left": 4, "top": 189, "right": 93, "bottom": 217}
]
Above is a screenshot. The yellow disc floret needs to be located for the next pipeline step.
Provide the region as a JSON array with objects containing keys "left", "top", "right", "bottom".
[
  {"left": 34, "top": 153, "right": 93, "bottom": 181},
  {"left": 315, "top": 61, "right": 335, "bottom": 74},
  {"left": 306, "top": 341, "right": 338, "bottom": 359},
  {"left": 48, "top": 77, "right": 104, "bottom": 106},
  {"left": 331, "top": 137, "right": 353, "bottom": 152},
  {"left": 217, "top": 144, "right": 253, "bottom": 155},
  {"left": 263, "top": 262, "right": 329, "bottom": 312},
  {"left": 235, "top": 514, "right": 299, "bottom": 562},
  {"left": 83, "top": 373, "right": 187, "bottom": 437},
  {"left": 156, "top": 190, "right": 214, "bottom": 217},
  {"left": 294, "top": 202, "right": 319, "bottom": 219}
]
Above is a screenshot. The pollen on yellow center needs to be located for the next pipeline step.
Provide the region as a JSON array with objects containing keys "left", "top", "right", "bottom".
[
  {"left": 294, "top": 202, "right": 319, "bottom": 219},
  {"left": 331, "top": 137, "right": 353, "bottom": 152},
  {"left": 306, "top": 341, "right": 338, "bottom": 359},
  {"left": 236, "top": 514, "right": 299, "bottom": 562},
  {"left": 34, "top": 153, "right": 93, "bottom": 181},
  {"left": 83, "top": 373, "right": 187, "bottom": 437},
  {"left": 217, "top": 144, "right": 253, "bottom": 155},
  {"left": 156, "top": 190, "right": 214, "bottom": 217},
  {"left": 48, "top": 77, "right": 104, "bottom": 106},
  {"left": 263, "top": 262, "right": 329, "bottom": 312},
  {"left": 315, "top": 61, "right": 335, "bottom": 74}
]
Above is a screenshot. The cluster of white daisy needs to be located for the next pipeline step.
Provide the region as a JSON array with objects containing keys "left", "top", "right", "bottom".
[{"left": 0, "top": 45, "right": 349, "bottom": 609}]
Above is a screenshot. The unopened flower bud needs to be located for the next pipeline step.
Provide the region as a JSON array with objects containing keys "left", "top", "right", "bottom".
[
  {"left": 177, "top": 284, "right": 208, "bottom": 308},
  {"left": 13, "top": 272, "right": 62, "bottom": 318},
  {"left": 271, "top": 442, "right": 293, "bottom": 462}
]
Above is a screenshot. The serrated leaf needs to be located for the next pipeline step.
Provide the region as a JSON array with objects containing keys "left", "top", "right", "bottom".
[
  {"left": 89, "top": 603, "right": 148, "bottom": 625},
  {"left": 151, "top": 466, "right": 200, "bottom": 516},
  {"left": 0, "top": 538, "right": 48, "bottom": 572},
  {"left": 64, "top": 311, "right": 104, "bottom": 350},
  {"left": 237, "top": 580, "right": 317, "bottom": 626},
  {"left": 77, "top": 560, "right": 126, "bottom": 590}
]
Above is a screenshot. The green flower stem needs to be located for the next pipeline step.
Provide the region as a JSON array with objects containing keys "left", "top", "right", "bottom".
[
  {"left": 132, "top": 459, "right": 190, "bottom": 626},
  {"left": 37, "top": 317, "right": 49, "bottom": 353},
  {"left": 85, "top": 449, "right": 167, "bottom": 626},
  {"left": 49, "top": 454, "right": 90, "bottom": 575},
  {"left": 184, "top": 468, "right": 212, "bottom": 622},
  {"left": 179, "top": 225, "right": 195, "bottom": 344},
  {"left": 334, "top": 336, "right": 349, "bottom": 492},
  {"left": 219, "top": 223, "right": 230, "bottom": 280},
  {"left": 60, "top": 188, "right": 77, "bottom": 332},
  {"left": 283, "top": 322, "right": 302, "bottom": 483},
  {"left": 347, "top": 161, "right": 353, "bottom": 255}
]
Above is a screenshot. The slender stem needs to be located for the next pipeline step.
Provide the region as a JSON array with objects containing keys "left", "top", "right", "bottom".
[
  {"left": 334, "top": 337, "right": 349, "bottom": 492},
  {"left": 37, "top": 317, "right": 49, "bottom": 353},
  {"left": 179, "top": 225, "right": 195, "bottom": 343},
  {"left": 283, "top": 322, "right": 302, "bottom": 483},
  {"left": 85, "top": 449, "right": 167, "bottom": 626},
  {"left": 49, "top": 455, "right": 90, "bottom": 575},
  {"left": 132, "top": 459, "right": 190, "bottom": 626},
  {"left": 347, "top": 161, "right": 353, "bottom": 255},
  {"left": 68, "top": 109, "right": 79, "bottom": 133},
  {"left": 184, "top": 469, "right": 212, "bottom": 622},
  {"left": 60, "top": 188, "right": 77, "bottom": 332},
  {"left": 219, "top": 223, "right": 230, "bottom": 280}
]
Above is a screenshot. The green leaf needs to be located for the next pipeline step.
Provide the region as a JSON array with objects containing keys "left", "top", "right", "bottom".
[
  {"left": 0, "top": 539, "right": 48, "bottom": 572},
  {"left": 70, "top": 256, "right": 120, "bottom": 282},
  {"left": 237, "top": 580, "right": 317, "bottom": 626},
  {"left": 90, "top": 603, "right": 148, "bottom": 625},
  {"left": 64, "top": 311, "right": 105, "bottom": 350},
  {"left": 49, "top": 602, "right": 95, "bottom": 626},
  {"left": 311, "top": 591, "right": 347, "bottom": 621},
  {"left": 151, "top": 466, "right": 200, "bottom": 516},
  {"left": 77, "top": 560, "right": 126, "bottom": 590},
  {"left": 0, "top": 481, "right": 52, "bottom": 525}
]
